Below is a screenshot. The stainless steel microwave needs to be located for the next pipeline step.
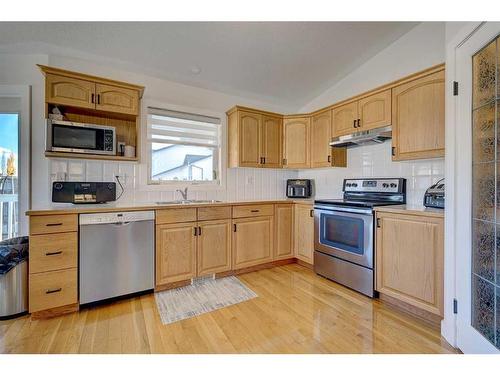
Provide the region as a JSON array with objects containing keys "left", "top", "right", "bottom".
[{"left": 46, "top": 119, "right": 116, "bottom": 155}]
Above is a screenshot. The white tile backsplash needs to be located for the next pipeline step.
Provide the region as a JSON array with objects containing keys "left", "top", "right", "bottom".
[
  {"left": 48, "top": 159, "right": 298, "bottom": 204},
  {"left": 47, "top": 142, "right": 442, "bottom": 207},
  {"left": 298, "top": 142, "right": 444, "bottom": 206}
]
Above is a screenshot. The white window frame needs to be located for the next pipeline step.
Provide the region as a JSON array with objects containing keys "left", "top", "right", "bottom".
[{"left": 139, "top": 100, "right": 226, "bottom": 191}]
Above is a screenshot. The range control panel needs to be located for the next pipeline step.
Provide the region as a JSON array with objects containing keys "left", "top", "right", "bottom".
[{"left": 343, "top": 178, "right": 404, "bottom": 193}]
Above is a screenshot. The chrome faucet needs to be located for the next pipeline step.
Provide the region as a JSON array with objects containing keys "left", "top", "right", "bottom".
[{"left": 176, "top": 187, "right": 188, "bottom": 201}]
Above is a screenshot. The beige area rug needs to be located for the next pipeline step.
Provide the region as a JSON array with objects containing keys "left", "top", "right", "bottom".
[{"left": 154, "top": 276, "right": 258, "bottom": 324}]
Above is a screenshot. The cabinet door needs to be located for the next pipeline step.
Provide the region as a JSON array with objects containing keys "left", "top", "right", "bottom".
[
  {"left": 261, "top": 115, "right": 282, "bottom": 168},
  {"left": 45, "top": 73, "right": 95, "bottom": 109},
  {"left": 391, "top": 70, "right": 445, "bottom": 161},
  {"left": 95, "top": 83, "right": 139, "bottom": 115},
  {"left": 294, "top": 204, "right": 314, "bottom": 264},
  {"left": 311, "top": 111, "right": 332, "bottom": 168},
  {"left": 238, "top": 111, "right": 262, "bottom": 167},
  {"left": 156, "top": 223, "right": 197, "bottom": 285},
  {"left": 332, "top": 101, "right": 358, "bottom": 137},
  {"left": 274, "top": 204, "right": 294, "bottom": 260},
  {"left": 283, "top": 117, "right": 310, "bottom": 168},
  {"left": 375, "top": 212, "right": 444, "bottom": 316},
  {"left": 232, "top": 216, "right": 273, "bottom": 269},
  {"left": 197, "top": 219, "right": 231, "bottom": 276},
  {"left": 359, "top": 89, "right": 391, "bottom": 131}
]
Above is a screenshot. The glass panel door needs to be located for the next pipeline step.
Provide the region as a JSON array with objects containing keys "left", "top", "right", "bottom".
[
  {"left": 471, "top": 34, "right": 500, "bottom": 349},
  {"left": 0, "top": 113, "right": 19, "bottom": 240}
]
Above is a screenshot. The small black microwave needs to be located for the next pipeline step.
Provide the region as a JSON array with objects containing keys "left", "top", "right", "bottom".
[{"left": 46, "top": 119, "right": 116, "bottom": 155}]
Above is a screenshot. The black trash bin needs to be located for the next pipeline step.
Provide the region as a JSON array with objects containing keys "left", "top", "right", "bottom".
[{"left": 0, "top": 236, "right": 29, "bottom": 319}]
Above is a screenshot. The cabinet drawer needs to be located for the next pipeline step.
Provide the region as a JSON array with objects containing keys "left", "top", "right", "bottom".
[
  {"left": 30, "top": 214, "right": 78, "bottom": 235},
  {"left": 156, "top": 208, "right": 197, "bottom": 224},
  {"left": 29, "top": 268, "right": 78, "bottom": 313},
  {"left": 232, "top": 204, "right": 274, "bottom": 218},
  {"left": 197, "top": 206, "right": 231, "bottom": 221},
  {"left": 29, "top": 232, "right": 78, "bottom": 274}
]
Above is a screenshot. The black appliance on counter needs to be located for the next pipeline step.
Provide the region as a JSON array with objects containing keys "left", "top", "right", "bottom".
[
  {"left": 423, "top": 179, "right": 445, "bottom": 209},
  {"left": 286, "top": 179, "right": 312, "bottom": 198},
  {"left": 52, "top": 182, "right": 116, "bottom": 204}
]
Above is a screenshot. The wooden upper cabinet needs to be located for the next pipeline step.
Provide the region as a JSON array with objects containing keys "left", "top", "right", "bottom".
[
  {"left": 238, "top": 111, "right": 262, "bottom": 168},
  {"left": 358, "top": 89, "right": 391, "bottom": 131},
  {"left": 95, "top": 83, "right": 139, "bottom": 115},
  {"left": 375, "top": 212, "right": 444, "bottom": 316},
  {"left": 156, "top": 223, "right": 197, "bottom": 285},
  {"left": 332, "top": 101, "right": 358, "bottom": 137},
  {"left": 39, "top": 65, "right": 144, "bottom": 117},
  {"left": 391, "top": 69, "right": 445, "bottom": 161},
  {"left": 311, "top": 111, "right": 347, "bottom": 168},
  {"left": 274, "top": 204, "right": 294, "bottom": 260},
  {"left": 45, "top": 73, "right": 95, "bottom": 109},
  {"left": 261, "top": 115, "right": 282, "bottom": 168},
  {"left": 311, "top": 111, "right": 332, "bottom": 168},
  {"left": 197, "top": 219, "right": 231, "bottom": 276},
  {"left": 283, "top": 116, "right": 310, "bottom": 168}
]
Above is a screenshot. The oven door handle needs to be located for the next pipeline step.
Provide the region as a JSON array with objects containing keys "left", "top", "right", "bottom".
[{"left": 313, "top": 205, "right": 373, "bottom": 216}]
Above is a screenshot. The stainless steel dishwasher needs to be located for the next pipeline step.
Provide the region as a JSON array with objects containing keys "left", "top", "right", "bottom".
[{"left": 79, "top": 211, "right": 155, "bottom": 305}]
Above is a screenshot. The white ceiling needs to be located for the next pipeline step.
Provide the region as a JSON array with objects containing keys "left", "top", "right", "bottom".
[{"left": 0, "top": 22, "right": 418, "bottom": 108}]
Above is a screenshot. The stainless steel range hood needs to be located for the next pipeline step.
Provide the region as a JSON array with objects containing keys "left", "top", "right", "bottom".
[{"left": 330, "top": 125, "right": 392, "bottom": 148}]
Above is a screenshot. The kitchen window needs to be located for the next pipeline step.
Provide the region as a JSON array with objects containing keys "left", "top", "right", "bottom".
[{"left": 147, "top": 107, "right": 221, "bottom": 184}]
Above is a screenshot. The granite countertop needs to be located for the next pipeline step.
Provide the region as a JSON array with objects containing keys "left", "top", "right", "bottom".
[
  {"left": 373, "top": 204, "right": 445, "bottom": 218},
  {"left": 26, "top": 198, "right": 315, "bottom": 216}
]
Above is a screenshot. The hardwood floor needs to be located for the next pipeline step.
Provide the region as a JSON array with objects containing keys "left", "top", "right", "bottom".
[{"left": 0, "top": 264, "right": 457, "bottom": 354}]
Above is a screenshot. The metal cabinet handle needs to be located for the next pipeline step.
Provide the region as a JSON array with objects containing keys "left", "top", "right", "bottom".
[
  {"left": 262, "top": 157, "right": 266, "bottom": 164},
  {"left": 91, "top": 93, "right": 95, "bottom": 103},
  {"left": 46, "top": 223, "right": 63, "bottom": 227},
  {"left": 328, "top": 155, "right": 331, "bottom": 163},
  {"left": 357, "top": 119, "right": 361, "bottom": 128},
  {"left": 251, "top": 210, "right": 260, "bottom": 213},
  {"left": 353, "top": 119, "right": 356, "bottom": 128},
  {"left": 97, "top": 94, "right": 101, "bottom": 104},
  {"left": 310, "top": 209, "right": 314, "bottom": 217},
  {"left": 198, "top": 226, "right": 202, "bottom": 236},
  {"left": 194, "top": 227, "right": 198, "bottom": 236},
  {"left": 46, "top": 288, "right": 62, "bottom": 294},
  {"left": 233, "top": 224, "right": 237, "bottom": 232},
  {"left": 45, "top": 250, "right": 63, "bottom": 256}
]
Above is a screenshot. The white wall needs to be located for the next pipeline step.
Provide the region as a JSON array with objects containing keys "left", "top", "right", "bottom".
[{"left": 297, "top": 22, "right": 446, "bottom": 205}]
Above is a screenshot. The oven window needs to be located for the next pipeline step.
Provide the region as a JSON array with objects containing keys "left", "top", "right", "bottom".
[
  {"left": 320, "top": 213, "right": 365, "bottom": 255},
  {"left": 53, "top": 125, "right": 98, "bottom": 150}
]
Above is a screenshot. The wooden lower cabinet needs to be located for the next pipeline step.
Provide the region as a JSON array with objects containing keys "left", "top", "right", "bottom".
[
  {"left": 232, "top": 216, "right": 274, "bottom": 270},
  {"left": 29, "top": 268, "right": 78, "bottom": 313},
  {"left": 197, "top": 219, "right": 232, "bottom": 276},
  {"left": 294, "top": 204, "right": 314, "bottom": 264},
  {"left": 375, "top": 212, "right": 444, "bottom": 316},
  {"left": 156, "top": 222, "right": 197, "bottom": 285},
  {"left": 274, "top": 204, "right": 294, "bottom": 260}
]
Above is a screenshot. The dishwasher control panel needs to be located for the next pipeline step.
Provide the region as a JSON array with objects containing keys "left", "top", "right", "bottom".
[{"left": 79, "top": 210, "right": 155, "bottom": 225}]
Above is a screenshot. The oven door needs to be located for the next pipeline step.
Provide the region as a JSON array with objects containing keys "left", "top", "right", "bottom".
[{"left": 314, "top": 205, "right": 373, "bottom": 268}]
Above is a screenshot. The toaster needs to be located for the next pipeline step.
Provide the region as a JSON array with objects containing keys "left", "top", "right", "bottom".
[
  {"left": 286, "top": 179, "right": 312, "bottom": 199},
  {"left": 423, "top": 179, "right": 444, "bottom": 209}
]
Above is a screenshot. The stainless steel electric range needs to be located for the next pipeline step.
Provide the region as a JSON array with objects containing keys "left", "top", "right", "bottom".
[{"left": 313, "top": 178, "right": 406, "bottom": 297}]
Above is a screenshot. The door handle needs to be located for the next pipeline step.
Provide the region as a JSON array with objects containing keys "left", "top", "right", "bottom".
[
  {"left": 233, "top": 224, "right": 237, "bottom": 232},
  {"left": 91, "top": 93, "right": 95, "bottom": 103},
  {"left": 46, "top": 288, "right": 62, "bottom": 294},
  {"left": 262, "top": 157, "right": 266, "bottom": 165},
  {"left": 251, "top": 210, "right": 260, "bottom": 213},
  {"left": 328, "top": 155, "right": 331, "bottom": 163},
  {"left": 45, "top": 250, "right": 63, "bottom": 256},
  {"left": 194, "top": 227, "right": 198, "bottom": 236},
  {"left": 376, "top": 218, "right": 381, "bottom": 228},
  {"left": 310, "top": 209, "right": 314, "bottom": 217},
  {"left": 357, "top": 119, "right": 361, "bottom": 128},
  {"left": 353, "top": 119, "right": 357, "bottom": 128},
  {"left": 46, "top": 223, "right": 63, "bottom": 227},
  {"left": 97, "top": 94, "right": 101, "bottom": 104},
  {"left": 198, "top": 226, "right": 202, "bottom": 236}
]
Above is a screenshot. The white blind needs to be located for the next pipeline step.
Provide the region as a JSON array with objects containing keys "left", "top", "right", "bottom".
[{"left": 147, "top": 107, "right": 221, "bottom": 147}]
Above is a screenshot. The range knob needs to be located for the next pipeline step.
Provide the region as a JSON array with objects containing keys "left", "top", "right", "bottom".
[
  {"left": 382, "top": 183, "right": 389, "bottom": 188},
  {"left": 352, "top": 183, "right": 358, "bottom": 187},
  {"left": 390, "top": 183, "right": 397, "bottom": 188},
  {"left": 346, "top": 183, "right": 351, "bottom": 187}
]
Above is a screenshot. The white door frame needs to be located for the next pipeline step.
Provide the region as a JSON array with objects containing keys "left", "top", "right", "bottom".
[
  {"left": 0, "top": 85, "right": 31, "bottom": 236},
  {"left": 451, "top": 22, "right": 500, "bottom": 354}
]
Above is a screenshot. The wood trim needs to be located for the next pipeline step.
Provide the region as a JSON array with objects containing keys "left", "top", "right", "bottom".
[
  {"left": 296, "top": 258, "right": 314, "bottom": 270},
  {"left": 45, "top": 151, "right": 139, "bottom": 162},
  {"left": 38, "top": 65, "right": 145, "bottom": 97},
  {"left": 30, "top": 302, "right": 79, "bottom": 320},
  {"left": 225, "top": 105, "right": 283, "bottom": 118},
  {"left": 154, "top": 279, "right": 192, "bottom": 293},
  {"left": 378, "top": 293, "right": 442, "bottom": 329}
]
